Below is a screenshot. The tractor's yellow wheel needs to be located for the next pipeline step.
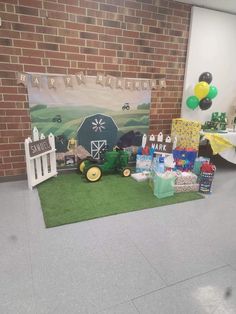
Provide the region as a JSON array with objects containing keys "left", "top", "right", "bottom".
[
  {"left": 79, "top": 161, "right": 86, "bottom": 173},
  {"left": 85, "top": 166, "right": 102, "bottom": 182},
  {"left": 122, "top": 168, "right": 131, "bottom": 177}
]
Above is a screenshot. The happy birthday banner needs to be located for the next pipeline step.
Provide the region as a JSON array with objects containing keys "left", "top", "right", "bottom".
[{"left": 17, "top": 72, "right": 167, "bottom": 91}]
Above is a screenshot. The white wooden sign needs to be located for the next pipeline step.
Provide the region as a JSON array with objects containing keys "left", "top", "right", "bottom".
[{"left": 24, "top": 127, "right": 57, "bottom": 190}]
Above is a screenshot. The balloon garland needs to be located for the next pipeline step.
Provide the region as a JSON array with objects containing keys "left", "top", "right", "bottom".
[{"left": 186, "top": 72, "right": 218, "bottom": 110}]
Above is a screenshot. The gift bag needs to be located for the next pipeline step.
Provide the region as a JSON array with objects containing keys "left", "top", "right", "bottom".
[
  {"left": 193, "top": 157, "right": 210, "bottom": 176},
  {"left": 171, "top": 118, "right": 201, "bottom": 150},
  {"left": 173, "top": 148, "right": 198, "bottom": 171},
  {"left": 152, "top": 173, "right": 175, "bottom": 199}
]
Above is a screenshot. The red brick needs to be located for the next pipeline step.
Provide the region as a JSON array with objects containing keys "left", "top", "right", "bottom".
[
  {"left": 48, "top": 11, "right": 68, "bottom": 20},
  {"left": 1, "top": 12, "right": 19, "bottom": 22},
  {"left": 60, "top": 45, "right": 79, "bottom": 53},
  {"left": 0, "top": 63, "right": 23, "bottom": 71},
  {"left": 99, "top": 49, "right": 116, "bottom": 57},
  {"left": 66, "top": 53, "right": 85, "bottom": 61},
  {"left": 22, "top": 49, "right": 44, "bottom": 58},
  {"left": 66, "top": 5, "right": 85, "bottom": 15},
  {"left": 0, "top": 55, "right": 10, "bottom": 63},
  {"left": 46, "top": 67, "right": 67, "bottom": 74},
  {"left": 86, "top": 55, "right": 104, "bottom": 63},
  {"left": 65, "top": 37, "right": 85, "bottom": 46},
  {"left": 59, "top": 28, "right": 79, "bottom": 37},
  {"left": 36, "top": 26, "right": 57, "bottom": 35},
  {"left": 18, "top": 0, "right": 42, "bottom": 8},
  {"left": 100, "top": 3, "right": 117, "bottom": 13},
  {"left": 45, "top": 18, "right": 65, "bottom": 28},
  {"left": 20, "top": 15, "right": 43, "bottom": 25},
  {"left": 21, "top": 32, "right": 44, "bottom": 41},
  {"left": 24, "top": 65, "right": 46, "bottom": 72},
  {"left": 14, "top": 39, "right": 36, "bottom": 49},
  {"left": 0, "top": 87, "right": 17, "bottom": 93},
  {"left": 80, "top": 0, "right": 98, "bottom": 9},
  {"left": 0, "top": 30, "right": 20, "bottom": 39},
  {"left": 77, "top": 62, "right": 96, "bottom": 69},
  {"left": 37, "top": 43, "right": 59, "bottom": 51},
  {"left": 19, "top": 56, "right": 42, "bottom": 65},
  {"left": 44, "top": 1, "right": 65, "bottom": 11},
  {"left": 50, "top": 59, "right": 70, "bottom": 67},
  {"left": 86, "top": 24, "right": 104, "bottom": 33},
  {"left": 65, "top": 22, "right": 85, "bottom": 31}
]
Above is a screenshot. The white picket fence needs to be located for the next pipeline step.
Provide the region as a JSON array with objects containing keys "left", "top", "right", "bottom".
[{"left": 25, "top": 127, "right": 57, "bottom": 190}]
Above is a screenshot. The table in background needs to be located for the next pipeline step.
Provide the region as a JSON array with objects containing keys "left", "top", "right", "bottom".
[{"left": 201, "top": 130, "right": 236, "bottom": 164}]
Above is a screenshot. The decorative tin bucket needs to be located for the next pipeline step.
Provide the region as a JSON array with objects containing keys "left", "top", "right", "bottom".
[{"left": 199, "top": 171, "right": 214, "bottom": 194}]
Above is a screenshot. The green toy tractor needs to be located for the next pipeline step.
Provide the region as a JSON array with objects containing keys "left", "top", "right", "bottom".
[{"left": 78, "top": 146, "right": 131, "bottom": 182}]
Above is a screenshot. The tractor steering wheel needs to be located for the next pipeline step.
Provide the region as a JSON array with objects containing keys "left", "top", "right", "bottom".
[{"left": 98, "top": 144, "right": 109, "bottom": 160}]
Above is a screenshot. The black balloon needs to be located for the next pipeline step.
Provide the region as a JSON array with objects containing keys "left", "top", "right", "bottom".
[
  {"left": 199, "top": 97, "right": 212, "bottom": 110},
  {"left": 199, "top": 72, "right": 213, "bottom": 84}
]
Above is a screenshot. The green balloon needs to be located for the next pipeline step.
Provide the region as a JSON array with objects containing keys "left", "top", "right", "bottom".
[
  {"left": 186, "top": 96, "right": 199, "bottom": 110},
  {"left": 207, "top": 85, "right": 218, "bottom": 99}
]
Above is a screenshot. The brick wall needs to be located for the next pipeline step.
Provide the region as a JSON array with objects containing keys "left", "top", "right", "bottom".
[{"left": 0, "top": 0, "right": 191, "bottom": 178}]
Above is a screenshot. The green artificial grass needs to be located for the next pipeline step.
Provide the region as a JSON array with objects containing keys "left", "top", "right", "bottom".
[{"left": 37, "top": 173, "right": 204, "bottom": 228}]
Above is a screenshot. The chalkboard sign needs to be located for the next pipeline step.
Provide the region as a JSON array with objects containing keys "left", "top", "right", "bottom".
[
  {"left": 149, "top": 141, "right": 173, "bottom": 154},
  {"left": 29, "top": 138, "right": 52, "bottom": 157}
]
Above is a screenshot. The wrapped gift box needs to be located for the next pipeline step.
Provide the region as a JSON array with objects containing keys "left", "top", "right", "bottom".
[
  {"left": 136, "top": 155, "right": 152, "bottom": 173},
  {"left": 171, "top": 118, "right": 201, "bottom": 150},
  {"left": 175, "top": 171, "right": 198, "bottom": 185},
  {"left": 174, "top": 183, "right": 199, "bottom": 193}
]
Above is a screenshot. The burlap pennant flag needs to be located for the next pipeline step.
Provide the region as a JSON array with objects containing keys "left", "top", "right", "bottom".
[
  {"left": 17, "top": 72, "right": 28, "bottom": 86},
  {"left": 105, "top": 75, "right": 115, "bottom": 88},
  {"left": 31, "top": 75, "right": 40, "bottom": 88},
  {"left": 96, "top": 73, "right": 105, "bottom": 86},
  {"left": 64, "top": 76, "right": 73, "bottom": 88},
  {"left": 48, "top": 77, "right": 56, "bottom": 89},
  {"left": 76, "top": 72, "right": 86, "bottom": 85},
  {"left": 116, "top": 78, "right": 124, "bottom": 89}
]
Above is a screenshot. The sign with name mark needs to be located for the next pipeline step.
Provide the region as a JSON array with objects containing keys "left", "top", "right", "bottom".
[{"left": 147, "top": 138, "right": 173, "bottom": 154}]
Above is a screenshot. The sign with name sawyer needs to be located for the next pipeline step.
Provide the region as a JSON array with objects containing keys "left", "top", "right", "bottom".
[{"left": 29, "top": 138, "right": 52, "bottom": 157}]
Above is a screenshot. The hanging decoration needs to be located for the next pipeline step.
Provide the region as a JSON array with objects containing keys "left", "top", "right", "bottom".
[
  {"left": 76, "top": 71, "right": 86, "bottom": 85},
  {"left": 125, "top": 79, "right": 133, "bottom": 90},
  {"left": 96, "top": 73, "right": 105, "bottom": 86},
  {"left": 17, "top": 72, "right": 27, "bottom": 86},
  {"left": 105, "top": 75, "right": 115, "bottom": 88},
  {"left": 48, "top": 77, "right": 56, "bottom": 89},
  {"left": 17, "top": 72, "right": 165, "bottom": 91},
  {"left": 186, "top": 72, "right": 218, "bottom": 111},
  {"left": 116, "top": 78, "right": 124, "bottom": 89},
  {"left": 31, "top": 75, "right": 40, "bottom": 88},
  {"left": 150, "top": 79, "right": 157, "bottom": 90},
  {"left": 64, "top": 76, "right": 73, "bottom": 88}
]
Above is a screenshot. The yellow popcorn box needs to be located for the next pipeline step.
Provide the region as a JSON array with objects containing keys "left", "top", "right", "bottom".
[{"left": 171, "top": 118, "right": 201, "bottom": 150}]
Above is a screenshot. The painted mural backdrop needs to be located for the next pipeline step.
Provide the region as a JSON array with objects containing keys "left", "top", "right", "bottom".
[{"left": 27, "top": 75, "right": 151, "bottom": 168}]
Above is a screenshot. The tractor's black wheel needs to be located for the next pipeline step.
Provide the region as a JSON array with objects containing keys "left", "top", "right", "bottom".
[
  {"left": 85, "top": 165, "right": 102, "bottom": 182},
  {"left": 122, "top": 167, "right": 131, "bottom": 177}
]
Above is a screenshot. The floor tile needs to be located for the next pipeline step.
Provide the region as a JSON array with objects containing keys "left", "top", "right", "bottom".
[
  {"left": 98, "top": 301, "right": 138, "bottom": 314},
  {"left": 134, "top": 266, "right": 236, "bottom": 314}
]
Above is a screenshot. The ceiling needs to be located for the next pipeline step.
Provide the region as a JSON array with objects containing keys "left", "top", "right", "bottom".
[{"left": 175, "top": 0, "right": 236, "bottom": 14}]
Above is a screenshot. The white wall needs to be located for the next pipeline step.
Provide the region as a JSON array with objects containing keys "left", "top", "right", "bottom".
[{"left": 181, "top": 6, "right": 236, "bottom": 123}]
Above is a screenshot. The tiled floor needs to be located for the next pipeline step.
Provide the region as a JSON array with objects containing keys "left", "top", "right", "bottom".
[{"left": 1, "top": 165, "right": 236, "bottom": 313}]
